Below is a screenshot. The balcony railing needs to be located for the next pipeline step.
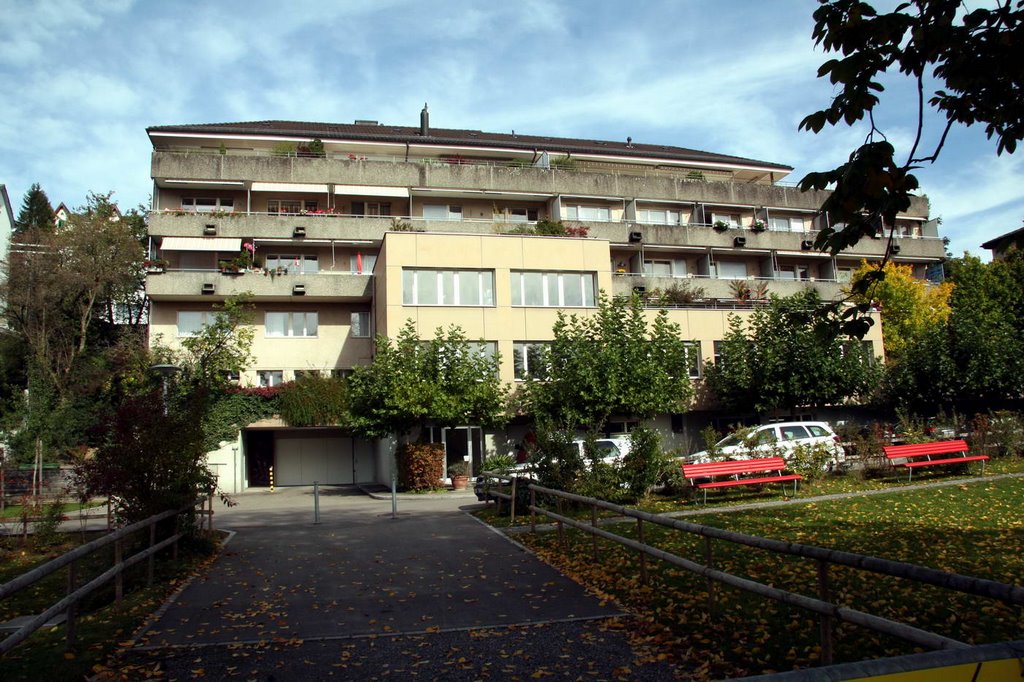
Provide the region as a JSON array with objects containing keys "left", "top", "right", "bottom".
[{"left": 146, "top": 268, "right": 373, "bottom": 301}]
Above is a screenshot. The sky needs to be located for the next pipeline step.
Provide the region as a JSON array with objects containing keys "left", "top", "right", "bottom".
[{"left": 1, "top": 0, "right": 1021, "bottom": 259}]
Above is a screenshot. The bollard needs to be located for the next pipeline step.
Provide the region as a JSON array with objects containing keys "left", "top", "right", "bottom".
[
  {"left": 314, "top": 481, "right": 321, "bottom": 524},
  {"left": 269, "top": 465, "right": 274, "bottom": 492}
]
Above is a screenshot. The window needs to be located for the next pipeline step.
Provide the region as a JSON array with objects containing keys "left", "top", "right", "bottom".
[
  {"left": 780, "top": 425, "right": 810, "bottom": 441},
  {"left": 777, "top": 266, "right": 809, "bottom": 280},
  {"left": 836, "top": 268, "right": 854, "bottom": 283},
  {"left": 643, "top": 260, "right": 676, "bottom": 277},
  {"left": 331, "top": 368, "right": 354, "bottom": 379},
  {"left": 683, "top": 341, "right": 702, "bottom": 379},
  {"left": 716, "top": 261, "right": 748, "bottom": 279},
  {"left": 402, "top": 269, "right": 495, "bottom": 306},
  {"left": 265, "top": 312, "right": 318, "bottom": 337},
  {"left": 637, "top": 208, "right": 681, "bottom": 225},
  {"left": 351, "top": 311, "right": 371, "bottom": 338},
  {"left": 510, "top": 271, "right": 596, "bottom": 307},
  {"left": 713, "top": 340, "right": 724, "bottom": 365},
  {"left": 267, "top": 199, "right": 318, "bottom": 214},
  {"left": 710, "top": 212, "right": 741, "bottom": 227},
  {"left": 769, "top": 216, "right": 806, "bottom": 232},
  {"left": 258, "top": 370, "right": 284, "bottom": 387},
  {"left": 422, "top": 204, "right": 463, "bottom": 221},
  {"left": 350, "top": 253, "right": 377, "bottom": 274},
  {"left": 493, "top": 207, "right": 539, "bottom": 222},
  {"left": 293, "top": 370, "right": 323, "bottom": 380},
  {"left": 181, "top": 197, "right": 233, "bottom": 213},
  {"left": 351, "top": 201, "right": 391, "bottom": 216},
  {"left": 564, "top": 205, "right": 611, "bottom": 222},
  {"left": 177, "top": 311, "right": 219, "bottom": 337},
  {"left": 266, "top": 254, "right": 319, "bottom": 274},
  {"left": 512, "top": 342, "right": 550, "bottom": 380}
]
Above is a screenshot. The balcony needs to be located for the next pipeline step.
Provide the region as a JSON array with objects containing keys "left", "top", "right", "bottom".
[
  {"left": 613, "top": 273, "right": 845, "bottom": 305},
  {"left": 154, "top": 150, "right": 933, "bottom": 216},
  {"left": 146, "top": 269, "right": 373, "bottom": 302}
]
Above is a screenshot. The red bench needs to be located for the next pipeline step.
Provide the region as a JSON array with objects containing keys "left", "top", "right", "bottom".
[
  {"left": 681, "top": 456, "right": 803, "bottom": 504},
  {"left": 882, "top": 439, "right": 989, "bottom": 481}
]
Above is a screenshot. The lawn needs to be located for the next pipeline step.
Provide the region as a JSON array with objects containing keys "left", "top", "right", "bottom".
[
  {"left": 0, "top": 499, "right": 105, "bottom": 520},
  {"left": 512, "top": 475, "right": 1024, "bottom": 679}
]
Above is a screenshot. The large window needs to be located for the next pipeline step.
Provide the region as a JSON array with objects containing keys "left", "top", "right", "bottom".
[
  {"left": 422, "top": 204, "right": 463, "bottom": 221},
  {"left": 494, "top": 207, "right": 539, "bottom": 223},
  {"left": 643, "top": 259, "right": 683, "bottom": 277},
  {"left": 716, "top": 261, "right": 748, "bottom": 279},
  {"left": 265, "top": 312, "right": 318, "bottom": 337},
  {"left": 351, "top": 201, "right": 391, "bottom": 216},
  {"left": 351, "top": 311, "right": 371, "bottom": 338},
  {"left": 770, "top": 216, "right": 806, "bottom": 232},
  {"left": 350, "top": 253, "right": 377, "bottom": 274},
  {"left": 181, "top": 197, "right": 234, "bottom": 213},
  {"left": 637, "top": 208, "right": 681, "bottom": 225},
  {"left": 177, "top": 311, "right": 219, "bottom": 337},
  {"left": 402, "top": 269, "right": 495, "bottom": 306},
  {"left": 683, "top": 341, "right": 702, "bottom": 379},
  {"left": 266, "top": 254, "right": 319, "bottom": 274},
  {"left": 267, "top": 199, "right": 318, "bottom": 214},
  {"left": 512, "top": 342, "right": 550, "bottom": 380},
  {"left": 258, "top": 370, "right": 284, "bottom": 387},
  {"left": 710, "top": 212, "right": 741, "bottom": 227},
  {"left": 564, "top": 205, "right": 611, "bottom": 222},
  {"left": 510, "top": 271, "right": 596, "bottom": 307}
]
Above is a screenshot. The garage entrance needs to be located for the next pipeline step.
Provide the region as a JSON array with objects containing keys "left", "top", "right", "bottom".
[{"left": 244, "top": 427, "right": 375, "bottom": 487}]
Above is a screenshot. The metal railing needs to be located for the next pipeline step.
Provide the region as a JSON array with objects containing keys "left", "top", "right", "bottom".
[
  {"left": 0, "top": 497, "right": 210, "bottom": 655},
  {"left": 523, "top": 484, "right": 1024, "bottom": 666}
]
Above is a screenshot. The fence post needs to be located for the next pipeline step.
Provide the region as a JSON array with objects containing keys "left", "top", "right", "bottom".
[
  {"left": 107, "top": 497, "right": 112, "bottom": 531},
  {"left": 590, "top": 503, "right": 599, "bottom": 562},
  {"left": 637, "top": 518, "right": 648, "bottom": 586},
  {"left": 818, "top": 560, "right": 834, "bottom": 666},
  {"left": 65, "top": 559, "right": 77, "bottom": 651},
  {"left": 556, "top": 497, "right": 565, "bottom": 550},
  {"left": 114, "top": 538, "right": 123, "bottom": 607},
  {"left": 208, "top": 493, "right": 215, "bottom": 533},
  {"left": 269, "top": 466, "right": 274, "bottom": 493},
  {"left": 147, "top": 524, "right": 156, "bottom": 588},
  {"left": 510, "top": 477, "right": 517, "bottom": 524},
  {"left": 704, "top": 536, "right": 715, "bottom": 621},
  {"left": 314, "top": 481, "right": 321, "bottom": 525},
  {"left": 530, "top": 488, "right": 536, "bottom": 534}
]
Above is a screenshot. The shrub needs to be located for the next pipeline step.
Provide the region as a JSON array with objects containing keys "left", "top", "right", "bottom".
[
  {"left": 987, "top": 410, "right": 1024, "bottom": 458},
  {"left": 397, "top": 442, "right": 444, "bottom": 491},
  {"left": 788, "top": 442, "right": 837, "bottom": 481},
  {"left": 279, "top": 375, "right": 347, "bottom": 427},
  {"left": 482, "top": 452, "right": 516, "bottom": 473},
  {"left": 33, "top": 495, "right": 67, "bottom": 547},
  {"left": 620, "top": 425, "right": 664, "bottom": 501},
  {"left": 529, "top": 425, "right": 583, "bottom": 493}
]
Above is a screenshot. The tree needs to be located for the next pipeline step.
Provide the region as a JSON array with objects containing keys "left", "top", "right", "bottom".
[
  {"left": 848, "top": 260, "right": 952, "bottom": 362},
  {"left": 703, "top": 290, "right": 879, "bottom": 415},
  {"left": 525, "top": 294, "right": 694, "bottom": 431},
  {"left": 798, "top": 0, "right": 1024, "bottom": 335},
  {"left": 346, "top": 321, "right": 505, "bottom": 440},
  {"left": 13, "top": 183, "right": 55, "bottom": 234}
]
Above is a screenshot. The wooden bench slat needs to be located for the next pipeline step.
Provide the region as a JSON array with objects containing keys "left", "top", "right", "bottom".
[
  {"left": 881, "top": 439, "right": 987, "bottom": 481},
  {"left": 902, "top": 455, "right": 990, "bottom": 469},
  {"left": 681, "top": 456, "right": 802, "bottom": 502},
  {"left": 696, "top": 474, "right": 802, "bottom": 490}
]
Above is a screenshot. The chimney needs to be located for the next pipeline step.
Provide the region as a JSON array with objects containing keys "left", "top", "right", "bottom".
[{"left": 420, "top": 103, "right": 429, "bottom": 136}]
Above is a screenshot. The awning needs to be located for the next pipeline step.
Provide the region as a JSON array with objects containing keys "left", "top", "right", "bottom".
[
  {"left": 251, "top": 182, "right": 329, "bottom": 193},
  {"left": 333, "top": 184, "right": 409, "bottom": 198},
  {"left": 160, "top": 237, "right": 241, "bottom": 252}
]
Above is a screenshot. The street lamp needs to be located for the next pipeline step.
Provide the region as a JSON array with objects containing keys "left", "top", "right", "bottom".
[{"left": 150, "top": 364, "right": 181, "bottom": 415}]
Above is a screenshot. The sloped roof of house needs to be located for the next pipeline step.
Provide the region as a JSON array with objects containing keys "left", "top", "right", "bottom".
[
  {"left": 981, "top": 226, "right": 1024, "bottom": 251},
  {"left": 146, "top": 119, "right": 792, "bottom": 172}
]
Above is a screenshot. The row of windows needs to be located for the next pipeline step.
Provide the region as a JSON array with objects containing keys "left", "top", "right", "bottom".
[
  {"left": 402, "top": 269, "right": 598, "bottom": 308},
  {"left": 177, "top": 311, "right": 370, "bottom": 338}
]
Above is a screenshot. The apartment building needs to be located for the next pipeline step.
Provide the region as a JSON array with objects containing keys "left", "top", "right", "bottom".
[{"left": 145, "top": 108, "right": 944, "bottom": 490}]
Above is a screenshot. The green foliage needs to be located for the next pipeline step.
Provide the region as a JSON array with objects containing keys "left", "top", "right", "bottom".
[
  {"left": 620, "top": 425, "right": 665, "bottom": 500},
  {"left": 271, "top": 141, "right": 297, "bottom": 156},
  {"left": 529, "top": 425, "right": 584, "bottom": 493},
  {"left": 397, "top": 442, "right": 444, "bottom": 491},
  {"left": 526, "top": 294, "right": 694, "bottom": 431},
  {"left": 32, "top": 496, "right": 66, "bottom": 547},
  {"left": 482, "top": 452, "right": 516, "bottom": 472},
  {"left": 447, "top": 460, "right": 469, "bottom": 477},
  {"left": 985, "top": 410, "right": 1024, "bottom": 458},
  {"left": 278, "top": 374, "right": 348, "bottom": 427},
  {"left": 703, "top": 290, "right": 879, "bottom": 415},
  {"left": 175, "top": 295, "right": 256, "bottom": 389},
  {"left": 788, "top": 442, "right": 838, "bottom": 481},
  {"left": 202, "top": 390, "right": 279, "bottom": 451},
  {"left": 14, "top": 182, "right": 55, "bottom": 234},
  {"left": 347, "top": 321, "right": 505, "bottom": 439},
  {"left": 644, "top": 282, "right": 707, "bottom": 306}
]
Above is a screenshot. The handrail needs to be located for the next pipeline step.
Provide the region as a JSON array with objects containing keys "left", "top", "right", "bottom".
[{"left": 526, "top": 483, "right": 1023, "bottom": 662}]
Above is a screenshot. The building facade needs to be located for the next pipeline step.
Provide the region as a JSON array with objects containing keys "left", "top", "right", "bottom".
[{"left": 145, "top": 111, "right": 945, "bottom": 490}]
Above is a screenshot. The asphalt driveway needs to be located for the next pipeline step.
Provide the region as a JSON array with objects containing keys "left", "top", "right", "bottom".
[{"left": 119, "top": 487, "right": 680, "bottom": 680}]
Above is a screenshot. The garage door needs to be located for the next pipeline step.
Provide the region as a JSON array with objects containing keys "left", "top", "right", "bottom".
[{"left": 274, "top": 432, "right": 354, "bottom": 486}]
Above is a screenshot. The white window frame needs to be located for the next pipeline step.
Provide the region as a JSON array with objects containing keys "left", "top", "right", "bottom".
[
  {"left": 265, "top": 311, "right": 319, "bottom": 338},
  {"left": 510, "top": 271, "right": 597, "bottom": 307},
  {"left": 266, "top": 254, "right": 319, "bottom": 274},
  {"left": 711, "top": 212, "right": 741, "bottom": 228},
  {"left": 350, "top": 253, "right": 377, "bottom": 274},
  {"left": 422, "top": 204, "right": 463, "bottom": 221},
  {"left": 402, "top": 269, "right": 496, "bottom": 306},
  {"left": 564, "top": 205, "right": 611, "bottom": 222},
  {"left": 683, "top": 340, "right": 702, "bottom": 379},
  {"left": 513, "top": 341, "right": 550, "bottom": 380},
  {"left": 351, "top": 311, "right": 371, "bottom": 338},
  {"left": 181, "top": 197, "right": 234, "bottom": 213},
  {"left": 637, "top": 208, "right": 681, "bottom": 225},
  {"left": 643, "top": 259, "right": 675, "bottom": 277},
  {"left": 769, "top": 216, "right": 806, "bottom": 232},
  {"left": 176, "top": 310, "right": 218, "bottom": 337},
  {"left": 716, "top": 261, "right": 748, "bottom": 279},
  {"left": 258, "top": 370, "right": 284, "bottom": 387}
]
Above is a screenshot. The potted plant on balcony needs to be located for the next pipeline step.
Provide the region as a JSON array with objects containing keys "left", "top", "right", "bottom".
[
  {"left": 448, "top": 460, "right": 470, "bottom": 490},
  {"left": 750, "top": 219, "right": 767, "bottom": 233},
  {"left": 143, "top": 259, "right": 167, "bottom": 274},
  {"left": 712, "top": 220, "right": 731, "bottom": 232}
]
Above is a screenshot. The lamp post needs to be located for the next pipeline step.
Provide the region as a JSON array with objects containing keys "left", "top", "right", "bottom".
[{"left": 150, "top": 364, "right": 181, "bottom": 415}]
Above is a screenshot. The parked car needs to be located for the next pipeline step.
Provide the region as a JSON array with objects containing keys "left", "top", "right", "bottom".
[{"left": 685, "top": 421, "right": 845, "bottom": 467}]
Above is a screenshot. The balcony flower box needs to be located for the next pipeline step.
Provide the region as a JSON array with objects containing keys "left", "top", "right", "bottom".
[{"left": 143, "top": 259, "right": 167, "bottom": 274}]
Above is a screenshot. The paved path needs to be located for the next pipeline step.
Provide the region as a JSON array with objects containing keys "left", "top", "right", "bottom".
[{"left": 117, "top": 487, "right": 679, "bottom": 680}]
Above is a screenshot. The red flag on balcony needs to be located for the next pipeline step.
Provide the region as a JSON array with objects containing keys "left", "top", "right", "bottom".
[{"left": 356, "top": 252, "right": 363, "bottom": 274}]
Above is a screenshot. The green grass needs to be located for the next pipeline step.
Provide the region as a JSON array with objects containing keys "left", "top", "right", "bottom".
[
  {"left": 0, "top": 531, "right": 220, "bottom": 681},
  {"left": 0, "top": 500, "right": 105, "bottom": 520},
  {"left": 514, "top": 475, "right": 1024, "bottom": 679}
]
